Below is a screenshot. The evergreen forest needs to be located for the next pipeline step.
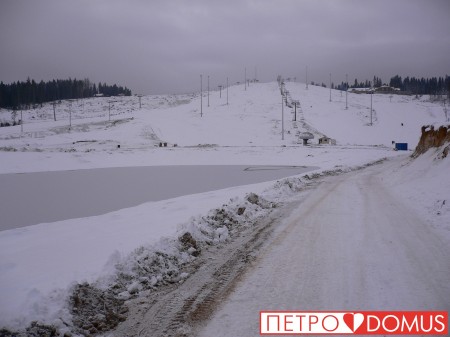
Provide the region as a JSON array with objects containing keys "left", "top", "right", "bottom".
[{"left": 0, "top": 78, "right": 132, "bottom": 110}]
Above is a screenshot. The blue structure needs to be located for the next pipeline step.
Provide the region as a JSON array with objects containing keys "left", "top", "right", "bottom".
[{"left": 395, "top": 143, "right": 408, "bottom": 151}]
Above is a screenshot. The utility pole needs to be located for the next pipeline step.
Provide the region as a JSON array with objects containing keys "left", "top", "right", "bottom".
[
  {"left": 20, "top": 109, "right": 23, "bottom": 133},
  {"left": 226, "top": 77, "right": 229, "bottom": 105},
  {"left": 245, "top": 68, "right": 248, "bottom": 90},
  {"left": 200, "top": 74, "right": 203, "bottom": 117},
  {"left": 444, "top": 99, "right": 448, "bottom": 122},
  {"left": 52, "top": 101, "right": 57, "bottom": 121},
  {"left": 108, "top": 101, "right": 112, "bottom": 121},
  {"left": 218, "top": 85, "right": 222, "bottom": 98},
  {"left": 370, "top": 91, "right": 373, "bottom": 126},
  {"left": 281, "top": 93, "right": 284, "bottom": 140},
  {"left": 345, "top": 74, "right": 348, "bottom": 110},
  {"left": 207, "top": 75, "right": 210, "bottom": 107},
  {"left": 294, "top": 101, "right": 297, "bottom": 121},
  {"left": 306, "top": 65, "right": 308, "bottom": 90},
  {"left": 329, "top": 73, "right": 332, "bottom": 102},
  {"left": 69, "top": 102, "right": 72, "bottom": 130},
  {"left": 138, "top": 95, "right": 142, "bottom": 109}
]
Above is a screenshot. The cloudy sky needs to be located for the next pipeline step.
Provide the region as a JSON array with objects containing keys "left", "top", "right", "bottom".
[{"left": 1, "top": 0, "right": 449, "bottom": 94}]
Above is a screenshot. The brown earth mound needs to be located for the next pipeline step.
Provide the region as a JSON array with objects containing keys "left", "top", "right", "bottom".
[{"left": 413, "top": 125, "right": 450, "bottom": 158}]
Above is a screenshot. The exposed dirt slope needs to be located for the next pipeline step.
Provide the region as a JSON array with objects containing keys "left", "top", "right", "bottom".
[{"left": 413, "top": 124, "right": 450, "bottom": 157}]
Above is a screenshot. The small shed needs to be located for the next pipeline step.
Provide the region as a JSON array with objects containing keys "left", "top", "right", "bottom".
[{"left": 318, "top": 136, "right": 336, "bottom": 145}]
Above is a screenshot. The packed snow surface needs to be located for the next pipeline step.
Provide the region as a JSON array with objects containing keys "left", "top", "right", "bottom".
[
  {"left": 0, "top": 81, "right": 448, "bottom": 333},
  {"left": 198, "top": 153, "right": 450, "bottom": 337}
]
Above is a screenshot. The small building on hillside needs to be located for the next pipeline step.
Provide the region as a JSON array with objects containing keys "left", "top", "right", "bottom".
[
  {"left": 349, "top": 87, "right": 373, "bottom": 94},
  {"left": 318, "top": 136, "right": 336, "bottom": 145},
  {"left": 374, "top": 86, "right": 401, "bottom": 94},
  {"left": 349, "top": 86, "right": 401, "bottom": 94}
]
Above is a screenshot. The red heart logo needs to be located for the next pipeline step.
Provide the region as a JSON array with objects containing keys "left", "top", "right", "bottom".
[
  {"left": 343, "top": 313, "right": 354, "bottom": 331},
  {"left": 343, "top": 313, "right": 364, "bottom": 332}
]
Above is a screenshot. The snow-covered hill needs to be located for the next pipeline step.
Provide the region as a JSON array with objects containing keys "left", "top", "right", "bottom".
[
  {"left": 0, "top": 81, "right": 448, "bottom": 334},
  {"left": 1, "top": 82, "right": 446, "bottom": 152},
  {"left": 284, "top": 81, "right": 447, "bottom": 146}
]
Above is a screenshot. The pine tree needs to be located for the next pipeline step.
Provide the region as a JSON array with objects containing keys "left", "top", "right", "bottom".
[{"left": 389, "top": 75, "right": 402, "bottom": 89}]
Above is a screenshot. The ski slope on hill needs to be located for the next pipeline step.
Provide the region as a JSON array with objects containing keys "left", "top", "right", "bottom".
[
  {"left": 0, "top": 82, "right": 447, "bottom": 174},
  {"left": 284, "top": 81, "right": 447, "bottom": 146},
  {"left": 0, "top": 81, "right": 448, "bottom": 334}
]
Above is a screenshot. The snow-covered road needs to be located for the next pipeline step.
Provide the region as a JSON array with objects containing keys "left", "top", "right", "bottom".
[{"left": 197, "top": 160, "right": 450, "bottom": 336}]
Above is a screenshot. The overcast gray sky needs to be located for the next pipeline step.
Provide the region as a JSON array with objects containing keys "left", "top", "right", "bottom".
[{"left": 1, "top": 0, "right": 449, "bottom": 94}]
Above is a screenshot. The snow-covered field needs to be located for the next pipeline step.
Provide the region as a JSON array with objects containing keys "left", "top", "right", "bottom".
[{"left": 0, "top": 81, "right": 448, "bottom": 334}]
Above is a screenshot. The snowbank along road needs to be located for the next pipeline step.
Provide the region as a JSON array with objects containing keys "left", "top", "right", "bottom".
[{"left": 112, "top": 158, "right": 450, "bottom": 337}]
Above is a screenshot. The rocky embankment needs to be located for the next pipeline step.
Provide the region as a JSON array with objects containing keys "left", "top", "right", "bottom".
[{"left": 413, "top": 124, "right": 450, "bottom": 158}]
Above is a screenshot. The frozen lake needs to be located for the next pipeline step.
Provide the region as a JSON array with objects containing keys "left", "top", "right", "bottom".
[{"left": 0, "top": 165, "right": 317, "bottom": 230}]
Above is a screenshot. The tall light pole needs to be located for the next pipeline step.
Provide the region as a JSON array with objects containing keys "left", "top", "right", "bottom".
[
  {"left": 345, "top": 74, "right": 348, "bottom": 110},
  {"left": 200, "top": 74, "right": 203, "bottom": 117},
  {"left": 370, "top": 91, "right": 373, "bottom": 126},
  {"left": 444, "top": 99, "right": 448, "bottom": 122},
  {"left": 226, "top": 77, "right": 229, "bottom": 105},
  {"left": 245, "top": 68, "right": 247, "bottom": 91},
  {"left": 306, "top": 66, "right": 308, "bottom": 90},
  {"left": 329, "top": 73, "right": 332, "bottom": 102},
  {"left": 108, "top": 101, "right": 111, "bottom": 121},
  {"left": 293, "top": 101, "right": 297, "bottom": 121},
  {"left": 207, "top": 75, "right": 210, "bottom": 107},
  {"left": 281, "top": 93, "right": 284, "bottom": 140},
  {"left": 52, "top": 101, "right": 57, "bottom": 121}
]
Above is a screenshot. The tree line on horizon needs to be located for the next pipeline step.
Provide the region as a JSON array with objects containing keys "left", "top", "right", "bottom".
[
  {"left": 0, "top": 78, "right": 132, "bottom": 110},
  {"left": 334, "top": 75, "right": 450, "bottom": 96}
]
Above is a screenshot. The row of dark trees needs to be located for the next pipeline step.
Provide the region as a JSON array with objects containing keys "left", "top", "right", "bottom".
[
  {"left": 388, "top": 75, "right": 450, "bottom": 96},
  {"left": 334, "top": 75, "right": 449, "bottom": 96},
  {"left": 335, "top": 76, "right": 383, "bottom": 90},
  {"left": 0, "top": 78, "right": 132, "bottom": 110}
]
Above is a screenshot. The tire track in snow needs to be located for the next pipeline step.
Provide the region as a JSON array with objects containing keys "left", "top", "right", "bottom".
[
  {"left": 197, "top": 160, "right": 450, "bottom": 337},
  {"left": 112, "top": 204, "right": 289, "bottom": 337}
]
